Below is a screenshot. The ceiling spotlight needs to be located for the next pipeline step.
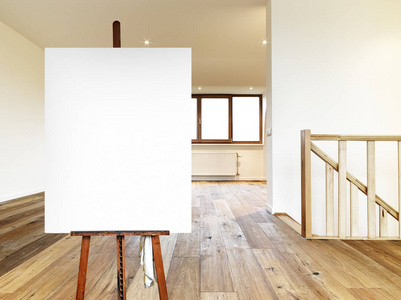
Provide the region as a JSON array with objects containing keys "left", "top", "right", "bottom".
[
  {"left": 144, "top": 40, "right": 150, "bottom": 46},
  {"left": 262, "top": 40, "right": 267, "bottom": 45},
  {"left": 250, "top": 87, "right": 253, "bottom": 90},
  {"left": 198, "top": 87, "right": 202, "bottom": 90}
]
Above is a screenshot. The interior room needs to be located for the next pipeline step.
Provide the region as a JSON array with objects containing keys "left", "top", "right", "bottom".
[{"left": 1, "top": 0, "right": 401, "bottom": 299}]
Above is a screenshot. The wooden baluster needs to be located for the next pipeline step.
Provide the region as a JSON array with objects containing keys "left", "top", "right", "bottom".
[
  {"left": 398, "top": 141, "right": 401, "bottom": 239},
  {"left": 338, "top": 141, "right": 347, "bottom": 239},
  {"left": 301, "top": 129, "right": 312, "bottom": 238},
  {"left": 326, "top": 163, "right": 334, "bottom": 236},
  {"left": 367, "top": 141, "right": 376, "bottom": 239},
  {"left": 350, "top": 183, "right": 359, "bottom": 237},
  {"left": 379, "top": 207, "right": 388, "bottom": 237}
]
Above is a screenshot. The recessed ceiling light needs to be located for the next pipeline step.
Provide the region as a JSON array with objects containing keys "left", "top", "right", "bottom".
[
  {"left": 250, "top": 87, "right": 253, "bottom": 90},
  {"left": 144, "top": 40, "right": 150, "bottom": 46},
  {"left": 262, "top": 40, "right": 267, "bottom": 45},
  {"left": 198, "top": 87, "right": 202, "bottom": 90}
]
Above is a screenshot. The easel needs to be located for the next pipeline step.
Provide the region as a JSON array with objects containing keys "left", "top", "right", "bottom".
[
  {"left": 71, "top": 231, "right": 169, "bottom": 300},
  {"left": 71, "top": 21, "right": 170, "bottom": 300}
]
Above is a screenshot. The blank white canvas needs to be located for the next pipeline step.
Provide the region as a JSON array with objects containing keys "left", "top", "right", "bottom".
[{"left": 45, "top": 48, "right": 192, "bottom": 233}]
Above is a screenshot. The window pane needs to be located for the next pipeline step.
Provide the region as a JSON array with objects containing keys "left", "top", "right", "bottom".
[
  {"left": 191, "top": 98, "right": 197, "bottom": 140},
  {"left": 233, "top": 97, "right": 260, "bottom": 141},
  {"left": 201, "top": 98, "right": 229, "bottom": 140}
]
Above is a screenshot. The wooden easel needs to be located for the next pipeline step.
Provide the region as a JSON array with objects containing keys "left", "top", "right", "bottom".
[
  {"left": 71, "top": 21, "right": 170, "bottom": 300},
  {"left": 71, "top": 231, "right": 169, "bottom": 300}
]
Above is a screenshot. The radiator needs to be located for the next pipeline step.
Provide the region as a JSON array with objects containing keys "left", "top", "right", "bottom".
[{"left": 192, "top": 152, "right": 238, "bottom": 176}]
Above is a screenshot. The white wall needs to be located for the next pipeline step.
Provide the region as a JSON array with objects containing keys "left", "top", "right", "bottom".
[
  {"left": 0, "top": 21, "right": 44, "bottom": 202},
  {"left": 265, "top": 0, "right": 272, "bottom": 212},
  {"left": 270, "top": 0, "right": 401, "bottom": 235}
]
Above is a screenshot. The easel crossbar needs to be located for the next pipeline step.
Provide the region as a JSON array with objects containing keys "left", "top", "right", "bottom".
[{"left": 71, "top": 230, "right": 169, "bottom": 236}]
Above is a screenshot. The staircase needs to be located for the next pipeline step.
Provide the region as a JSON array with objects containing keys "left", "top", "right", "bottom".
[{"left": 301, "top": 129, "right": 401, "bottom": 239}]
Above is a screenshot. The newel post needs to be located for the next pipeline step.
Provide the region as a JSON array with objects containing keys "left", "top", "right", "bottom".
[{"left": 301, "top": 129, "right": 312, "bottom": 238}]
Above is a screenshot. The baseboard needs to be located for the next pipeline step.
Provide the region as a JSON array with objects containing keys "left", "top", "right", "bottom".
[
  {"left": 192, "top": 176, "right": 237, "bottom": 181},
  {"left": 238, "top": 177, "right": 267, "bottom": 181},
  {"left": 0, "top": 188, "right": 45, "bottom": 203},
  {"left": 192, "top": 176, "right": 266, "bottom": 181},
  {"left": 274, "top": 212, "right": 301, "bottom": 234}
]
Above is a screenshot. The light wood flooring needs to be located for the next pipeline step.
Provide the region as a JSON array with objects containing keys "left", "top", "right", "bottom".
[{"left": 1, "top": 182, "right": 401, "bottom": 299}]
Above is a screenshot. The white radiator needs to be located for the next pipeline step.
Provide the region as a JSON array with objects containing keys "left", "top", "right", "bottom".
[{"left": 192, "top": 152, "right": 238, "bottom": 176}]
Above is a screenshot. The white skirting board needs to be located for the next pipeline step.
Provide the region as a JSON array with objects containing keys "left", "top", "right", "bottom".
[
  {"left": 192, "top": 176, "right": 266, "bottom": 181},
  {"left": 0, "top": 188, "right": 45, "bottom": 203}
]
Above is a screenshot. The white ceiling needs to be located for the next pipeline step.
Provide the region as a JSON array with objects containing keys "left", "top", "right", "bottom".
[{"left": 0, "top": 0, "right": 267, "bottom": 87}]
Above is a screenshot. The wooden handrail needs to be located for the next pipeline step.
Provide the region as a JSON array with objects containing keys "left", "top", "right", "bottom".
[
  {"left": 311, "top": 135, "right": 401, "bottom": 141},
  {"left": 311, "top": 142, "right": 399, "bottom": 221}
]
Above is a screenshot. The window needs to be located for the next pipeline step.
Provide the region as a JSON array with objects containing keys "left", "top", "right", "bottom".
[
  {"left": 232, "top": 96, "right": 261, "bottom": 142},
  {"left": 192, "top": 94, "right": 262, "bottom": 144}
]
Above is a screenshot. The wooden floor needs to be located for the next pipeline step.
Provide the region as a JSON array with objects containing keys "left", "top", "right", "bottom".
[{"left": 1, "top": 182, "right": 401, "bottom": 299}]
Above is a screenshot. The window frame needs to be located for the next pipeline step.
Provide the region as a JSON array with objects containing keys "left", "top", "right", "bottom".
[{"left": 191, "top": 94, "right": 263, "bottom": 144}]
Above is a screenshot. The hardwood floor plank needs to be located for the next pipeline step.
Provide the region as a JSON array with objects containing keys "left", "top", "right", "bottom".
[
  {"left": 192, "top": 184, "right": 201, "bottom": 208},
  {"left": 0, "top": 218, "right": 44, "bottom": 261},
  {"left": 213, "top": 199, "right": 250, "bottom": 250},
  {"left": 0, "top": 233, "right": 66, "bottom": 277},
  {"left": 0, "top": 193, "right": 43, "bottom": 213},
  {"left": 123, "top": 235, "right": 141, "bottom": 257},
  {"left": 0, "top": 211, "right": 43, "bottom": 235},
  {"left": 253, "top": 249, "right": 302, "bottom": 299},
  {"left": 213, "top": 200, "right": 242, "bottom": 233},
  {"left": 0, "top": 201, "right": 43, "bottom": 226},
  {"left": 167, "top": 257, "right": 200, "bottom": 300},
  {"left": 4, "top": 245, "right": 80, "bottom": 300},
  {"left": 0, "top": 235, "right": 81, "bottom": 293},
  {"left": 83, "top": 257, "right": 117, "bottom": 299},
  {"left": 345, "top": 240, "right": 401, "bottom": 277},
  {"left": 348, "top": 288, "right": 399, "bottom": 300},
  {"left": 249, "top": 209, "right": 271, "bottom": 223},
  {"left": 201, "top": 292, "right": 239, "bottom": 300},
  {"left": 200, "top": 185, "right": 217, "bottom": 216},
  {"left": 230, "top": 205, "right": 275, "bottom": 249},
  {"left": 303, "top": 239, "right": 401, "bottom": 299},
  {"left": 278, "top": 249, "right": 355, "bottom": 299},
  {"left": 201, "top": 215, "right": 234, "bottom": 292},
  {"left": 259, "top": 222, "right": 301, "bottom": 255},
  {"left": 226, "top": 248, "right": 278, "bottom": 300},
  {"left": 173, "top": 213, "right": 200, "bottom": 258}
]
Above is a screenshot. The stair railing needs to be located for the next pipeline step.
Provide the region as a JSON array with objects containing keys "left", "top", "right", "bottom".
[{"left": 301, "top": 129, "right": 401, "bottom": 239}]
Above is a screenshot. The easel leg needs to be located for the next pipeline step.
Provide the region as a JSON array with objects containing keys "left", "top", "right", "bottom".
[
  {"left": 152, "top": 235, "right": 169, "bottom": 300},
  {"left": 76, "top": 236, "right": 91, "bottom": 300},
  {"left": 116, "top": 235, "right": 126, "bottom": 299}
]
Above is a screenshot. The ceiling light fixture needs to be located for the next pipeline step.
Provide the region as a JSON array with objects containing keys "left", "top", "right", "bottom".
[
  {"left": 250, "top": 87, "right": 253, "bottom": 90},
  {"left": 198, "top": 87, "right": 202, "bottom": 90},
  {"left": 144, "top": 40, "right": 150, "bottom": 46},
  {"left": 262, "top": 40, "right": 267, "bottom": 45}
]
